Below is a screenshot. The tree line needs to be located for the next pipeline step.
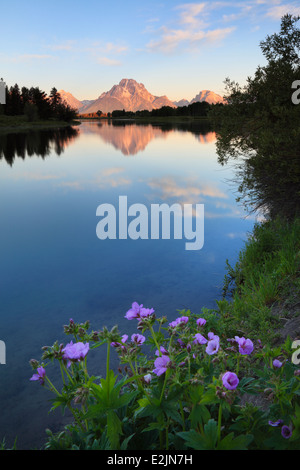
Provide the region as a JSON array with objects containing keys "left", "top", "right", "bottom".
[
  {"left": 110, "top": 100, "right": 213, "bottom": 118},
  {"left": 1, "top": 84, "right": 77, "bottom": 122}
]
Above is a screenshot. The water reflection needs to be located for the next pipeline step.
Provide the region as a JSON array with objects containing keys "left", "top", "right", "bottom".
[
  {"left": 92, "top": 120, "right": 215, "bottom": 155},
  {"left": 0, "top": 121, "right": 216, "bottom": 165},
  {"left": 0, "top": 119, "right": 255, "bottom": 449},
  {"left": 0, "top": 126, "right": 80, "bottom": 166}
]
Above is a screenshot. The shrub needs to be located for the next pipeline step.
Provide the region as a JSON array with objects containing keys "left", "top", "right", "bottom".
[{"left": 29, "top": 304, "right": 300, "bottom": 450}]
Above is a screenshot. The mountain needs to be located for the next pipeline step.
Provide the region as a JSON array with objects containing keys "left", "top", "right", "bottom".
[
  {"left": 189, "top": 90, "right": 224, "bottom": 105},
  {"left": 58, "top": 90, "right": 83, "bottom": 111},
  {"left": 173, "top": 99, "right": 190, "bottom": 107},
  {"left": 81, "top": 79, "right": 177, "bottom": 114},
  {"left": 57, "top": 82, "right": 225, "bottom": 113}
]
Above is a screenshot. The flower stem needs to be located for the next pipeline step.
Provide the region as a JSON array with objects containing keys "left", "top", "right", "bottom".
[
  {"left": 217, "top": 403, "right": 222, "bottom": 445},
  {"left": 236, "top": 355, "right": 240, "bottom": 375},
  {"left": 149, "top": 324, "right": 161, "bottom": 354},
  {"left": 45, "top": 376, "right": 61, "bottom": 396},
  {"left": 106, "top": 341, "right": 111, "bottom": 401},
  {"left": 159, "top": 369, "right": 169, "bottom": 404}
]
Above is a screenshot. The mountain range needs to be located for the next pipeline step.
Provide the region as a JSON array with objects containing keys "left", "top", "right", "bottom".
[{"left": 59, "top": 79, "right": 224, "bottom": 114}]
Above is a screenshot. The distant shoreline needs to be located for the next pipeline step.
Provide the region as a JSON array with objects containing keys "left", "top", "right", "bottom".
[
  {"left": 0, "top": 115, "right": 81, "bottom": 133},
  {"left": 78, "top": 115, "right": 211, "bottom": 124},
  {"left": 0, "top": 113, "right": 212, "bottom": 133}
]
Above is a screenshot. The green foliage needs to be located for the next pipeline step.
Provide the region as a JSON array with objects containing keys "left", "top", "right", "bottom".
[
  {"left": 3, "top": 82, "right": 77, "bottom": 122},
  {"left": 111, "top": 101, "right": 212, "bottom": 119},
  {"left": 210, "top": 14, "right": 300, "bottom": 220},
  {"left": 221, "top": 217, "right": 300, "bottom": 341},
  {"left": 29, "top": 304, "right": 300, "bottom": 450}
]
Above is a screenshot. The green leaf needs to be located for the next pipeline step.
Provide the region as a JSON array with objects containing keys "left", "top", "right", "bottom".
[
  {"left": 217, "top": 433, "right": 253, "bottom": 450},
  {"left": 189, "top": 404, "right": 211, "bottom": 429},
  {"left": 203, "top": 419, "right": 218, "bottom": 448},
  {"left": 178, "top": 419, "right": 219, "bottom": 450},
  {"left": 177, "top": 429, "right": 207, "bottom": 450},
  {"left": 107, "top": 409, "right": 122, "bottom": 450}
]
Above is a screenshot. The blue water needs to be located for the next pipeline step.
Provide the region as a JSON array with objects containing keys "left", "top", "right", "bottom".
[{"left": 0, "top": 120, "right": 255, "bottom": 448}]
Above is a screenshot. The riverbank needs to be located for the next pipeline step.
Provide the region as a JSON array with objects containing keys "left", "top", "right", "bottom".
[
  {"left": 215, "top": 216, "right": 300, "bottom": 346},
  {"left": 78, "top": 115, "right": 211, "bottom": 124},
  {"left": 0, "top": 115, "right": 81, "bottom": 132}
]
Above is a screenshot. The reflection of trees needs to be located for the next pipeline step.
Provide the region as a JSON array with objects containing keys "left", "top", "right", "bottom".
[
  {"left": 109, "top": 119, "right": 214, "bottom": 136},
  {"left": 0, "top": 126, "right": 80, "bottom": 166}
]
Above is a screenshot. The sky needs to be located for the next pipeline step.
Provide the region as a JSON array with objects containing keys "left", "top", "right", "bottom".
[{"left": 1, "top": 0, "right": 300, "bottom": 102}]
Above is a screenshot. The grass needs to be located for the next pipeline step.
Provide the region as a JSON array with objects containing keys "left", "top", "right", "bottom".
[{"left": 217, "top": 217, "right": 300, "bottom": 343}]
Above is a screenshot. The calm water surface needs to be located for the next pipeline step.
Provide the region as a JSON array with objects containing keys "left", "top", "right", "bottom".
[{"left": 0, "top": 120, "right": 255, "bottom": 448}]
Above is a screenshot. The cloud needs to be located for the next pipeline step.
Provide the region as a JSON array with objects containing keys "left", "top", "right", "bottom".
[
  {"left": 146, "top": 176, "right": 228, "bottom": 204},
  {"left": 146, "top": 2, "right": 236, "bottom": 54},
  {"left": 176, "top": 3, "right": 208, "bottom": 28},
  {"left": 147, "top": 25, "right": 235, "bottom": 53},
  {"left": 57, "top": 181, "right": 83, "bottom": 191},
  {"left": 87, "top": 41, "right": 128, "bottom": 66},
  {"left": 96, "top": 57, "right": 122, "bottom": 66},
  {"left": 46, "top": 40, "right": 76, "bottom": 51},
  {"left": 265, "top": 3, "right": 300, "bottom": 19},
  {"left": 16, "top": 172, "right": 61, "bottom": 181},
  {"left": 96, "top": 167, "right": 131, "bottom": 188},
  {"left": 11, "top": 54, "right": 55, "bottom": 62},
  {"left": 104, "top": 43, "right": 128, "bottom": 54}
]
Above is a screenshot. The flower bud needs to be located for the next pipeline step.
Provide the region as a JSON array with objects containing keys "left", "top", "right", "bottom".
[{"left": 29, "top": 359, "right": 39, "bottom": 369}]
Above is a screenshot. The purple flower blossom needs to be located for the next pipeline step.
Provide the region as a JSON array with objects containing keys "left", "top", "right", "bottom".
[
  {"left": 222, "top": 371, "right": 239, "bottom": 390},
  {"left": 235, "top": 336, "right": 254, "bottom": 355},
  {"left": 268, "top": 419, "right": 283, "bottom": 427},
  {"left": 169, "top": 316, "right": 189, "bottom": 328},
  {"left": 131, "top": 334, "right": 146, "bottom": 345},
  {"left": 206, "top": 339, "right": 219, "bottom": 355},
  {"left": 153, "top": 355, "right": 171, "bottom": 376},
  {"left": 125, "top": 302, "right": 155, "bottom": 320},
  {"left": 196, "top": 318, "right": 206, "bottom": 327},
  {"left": 111, "top": 334, "right": 128, "bottom": 349},
  {"left": 273, "top": 359, "right": 283, "bottom": 368},
  {"left": 125, "top": 302, "right": 143, "bottom": 320},
  {"left": 30, "top": 366, "right": 46, "bottom": 385},
  {"left": 62, "top": 341, "right": 89, "bottom": 367},
  {"left": 139, "top": 307, "right": 155, "bottom": 318},
  {"left": 155, "top": 346, "right": 169, "bottom": 356},
  {"left": 193, "top": 333, "right": 207, "bottom": 345},
  {"left": 208, "top": 332, "right": 220, "bottom": 342},
  {"left": 281, "top": 425, "right": 292, "bottom": 439}
]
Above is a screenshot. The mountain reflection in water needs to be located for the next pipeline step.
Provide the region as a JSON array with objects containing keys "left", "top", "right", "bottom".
[
  {"left": 0, "top": 120, "right": 216, "bottom": 165},
  {"left": 92, "top": 120, "right": 216, "bottom": 155}
]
